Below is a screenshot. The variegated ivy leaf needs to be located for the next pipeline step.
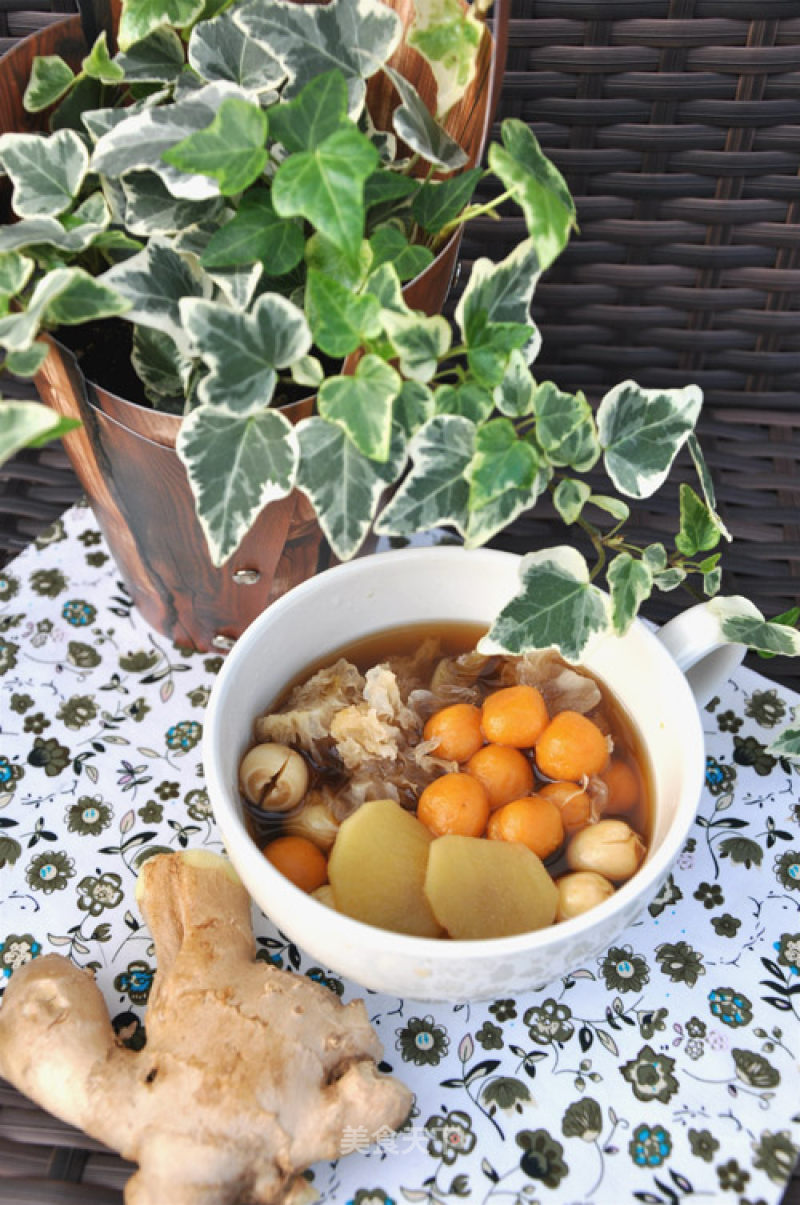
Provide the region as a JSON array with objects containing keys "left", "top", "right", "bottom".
[
  {"left": 607, "top": 552, "right": 653, "bottom": 636},
  {"left": 91, "top": 82, "right": 253, "bottom": 201},
  {"left": 703, "top": 566, "right": 722, "bottom": 597},
  {"left": 4, "top": 343, "right": 50, "bottom": 376},
  {"left": 767, "top": 724, "right": 800, "bottom": 763},
  {"left": 466, "top": 467, "right": 548, "bottom": 548},
  {"left": 83, "top": 33, "right": 125, "bottom": 84},
  {"left": 368, "top": 225, "right": 433, "bottom": 283},
  {"left": 467, "top": 417, "right": 541, "bottom": 511},
  {"left": 188, "top": 12, "right": 284, "bottom": 93},
  {"left": 122, "top": 172, "right": 226, "bottom": 237},
  {"left": 0, "top": 252, "right": 34, "bottom": 302},
  {"left": 306, "top": 232, "right": 373, "bottom": 292},
  {"left": 411, "top": 167, "right": 483, "bottom": 235},
  {"left": 709, "top": 596, "right": 800, "bottom": 658},
  {"left": 296, "top": 417, "right": 406, "bottom": 560},
  {"left": 291, "top": 355, "right": 324, "bottom": 389},
  {"left": 82, "top": 101, "right": 141, "bottom": 143},
  {"left": 597, "top": 380, "right": 703, "bottom": 500},
  {"left": 100, "top": 242, "right": 213, "bottom": 350},
  {"left": 553, "top": 478, "right": 591, "bottom": 525},
  {"left": 365, "top": 169, "right": 419, "bottom": 213},
  {"left": 177, "top": 405, "right": 298, "bottom": 566},
  {"left": 488, "top": 121, "right": 576, "bottom": 272},
  {"left": 374, "top": 413, "right": 474, "bottom": 538},
  {"left": 115, "top": 29, "right": 185, "bottom": 82},
  {"left": 465, "top": 419, "right": 549, "bottom": 547},
  {"left": 687, "top": 430, "right": 731, "bottom": 542},
  {"left": 43, "top": 271, "right": 132, "bottom": 328},
  {"left": 589, "top": 494, "right": 630, "bottom": 523},
  {"left": 408, "top": 0, "right": 484, "bottom": 116},
  {"left": 675, "top": 482, "right": 722, "bottom": 558},
  {"left": 364, "top": 261, "right": 407, "bottom": 314},
  {"left": 393, "top": 379, "right": 434, "bottom": 438},
  {"left": 385, "top": 67, "right": 469, "bottom": 171},
  {"left": 180, "top": 293, "right": 311, "bottom": 414},
  {"left": 643, "top": 542, "right": 667, "bottom": 573},
  {"left": 0, "top": 194, "right": 110, "bottom": 256},
  {"left": 162, "top": 98, "right": 269, "bottom": 196},
  {"left": 318, "top": 355, "right": 401, "bottom": 460},
  {"left": 533, "top": 381, "right": 600, "bottom": 472},
  {"left": 235, "top": 0, "right": 402, "bottom": 113},
  {"left": 117, "top": 0, "right": 205, "bottom": 51},
  {"left": 206, "top": 263, "right": 263, "bottom": 311},
  {"left": 0, "top": 400, "right": 79, "bottom": 466},
  {"left": 0, "top": 268, "right": 127, "bottom": 352},
  {"left": 434, "top": 382, "right": 493, "bottom": 423},
  {"left": 481, "top": 546, "right": 611, "bottom": 662},
  {"left": 305, "top": 270, "right": 382, "bottom": 358},
  {"left": 493, "top": 349, "right": 536, "bottom": 417},
  {"left": 381, "top": 309, "right": 451, "bottom": 382},
  {"left": 272, "top": 125, "right": 378, "bottom": 268},
  {"left": 23, "top": 55, "right": 76, "bottom": 113},
  {"left": 202, "top": 191, "right": 303, "bottom": 275},
  {"left": 131, "top": 325, "right": 188, "bottom": 406},
  {"left": 653, "top": 566, "right": 686, "bottom": 591},
  {"left": 269, "top": 70, "right": 349, "bottom": 154},
  {"left": 0, "top": 130, "right": 88, "bottom": 219},
  {"left": 455, "top": 239, "right": 541, "bottom": 386}
]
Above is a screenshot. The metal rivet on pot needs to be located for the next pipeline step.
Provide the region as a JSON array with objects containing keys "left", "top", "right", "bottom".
[
  {"left": 232, "top": 569, "right": 261, "bottom": 585},
  {"left": 212, "top": 634, "right": 236, "bottom": 651}
]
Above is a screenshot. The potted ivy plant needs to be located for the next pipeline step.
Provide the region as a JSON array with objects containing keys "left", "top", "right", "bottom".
[
  {"left": 0, "top": 0, "right": 516, "bottom": 646},
  {"left": 1, "top": 0, "right": 799, "bottom": 751}
]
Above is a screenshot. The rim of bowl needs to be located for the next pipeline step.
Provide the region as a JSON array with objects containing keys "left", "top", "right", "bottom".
[{"left": 205, "top": 546, "right": 705, "bottom": 963}]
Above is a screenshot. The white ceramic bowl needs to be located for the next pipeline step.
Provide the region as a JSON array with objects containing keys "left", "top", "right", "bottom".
[{"left": 204, "top": 547, "right": 741, "bottom": 1001}]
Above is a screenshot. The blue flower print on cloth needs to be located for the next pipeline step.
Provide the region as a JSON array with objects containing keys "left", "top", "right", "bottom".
[{"left": 1, "top": 504, "right": 800, "bottom": 1204}]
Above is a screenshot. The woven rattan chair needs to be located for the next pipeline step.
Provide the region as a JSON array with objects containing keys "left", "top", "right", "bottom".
[{"left": 1, "top": 6, "right": 799, "bottom": 1199}]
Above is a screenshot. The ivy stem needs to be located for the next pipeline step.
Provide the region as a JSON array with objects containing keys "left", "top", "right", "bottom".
[{"left": 437, "top": 188, "right": 515, "bottom": 240}]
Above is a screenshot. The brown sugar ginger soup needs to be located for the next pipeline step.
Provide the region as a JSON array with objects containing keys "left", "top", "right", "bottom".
[{"left": 238, "top": 622, "right": 653, "bottom": 941}]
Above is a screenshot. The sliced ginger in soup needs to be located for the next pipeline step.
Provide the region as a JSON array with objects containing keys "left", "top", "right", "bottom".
[
  {"left": 424, "top": 834, "right": 558, "bottom": 939},
  {"left": 328, "top": 798, "right": 443, "bottom": 937}
]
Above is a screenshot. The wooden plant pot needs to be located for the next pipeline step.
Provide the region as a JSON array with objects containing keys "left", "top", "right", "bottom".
[{"left": 2, "top": 1, "right": 509, "bottom": 652}]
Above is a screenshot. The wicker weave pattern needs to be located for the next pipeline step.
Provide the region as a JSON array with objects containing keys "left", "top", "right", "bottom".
[
  {"left": 457, "top": 0, "right": 800, "bottom": 683},
  {"left": 0, "top": 0, "right": 76, "bottom": 55}
]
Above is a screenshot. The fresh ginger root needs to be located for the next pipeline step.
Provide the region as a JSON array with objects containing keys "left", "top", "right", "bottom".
[{"left": 0, "top": 850, "right": 411, "bottom": 1205}]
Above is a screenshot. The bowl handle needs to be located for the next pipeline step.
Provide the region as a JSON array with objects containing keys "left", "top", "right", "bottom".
[{"left": 656, "top": 603, "right": 746, "bottom": 706}]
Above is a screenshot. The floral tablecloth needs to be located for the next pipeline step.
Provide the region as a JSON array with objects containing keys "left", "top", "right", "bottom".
[{"left": 2, "top": 502, "right": 800, "bottom": 1205}]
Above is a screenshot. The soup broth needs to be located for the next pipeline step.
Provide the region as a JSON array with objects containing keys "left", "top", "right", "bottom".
[{"left": 241, "top": 623, "right": 653, "bottom": 937}]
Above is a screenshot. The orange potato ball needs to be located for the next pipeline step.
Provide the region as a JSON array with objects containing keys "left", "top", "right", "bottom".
[
  {"left": 465, "top": 743, "right": 535, "bottom": 810},
  {"left": 538, "top": 780, "right": 593, "bottom": 833},
  {"left": 417, "top": 772, "right": 490, "bottom": 838},
  {"left": 487, "top": 795, "right": 565, "bottom": 861},
  {"left": 480, "top": 684, "right": 549, "bottom": 748},
  {"left": 423, "top": 703, "right": 484, "bottom": 763},
  {"left": 535, "top": 710, "right": 609, "bottom": 781},
  {"left": 599, "top": 758, "right": 640, "bottom": 813},
  {"left": 263, "top": 834, "right": 328, "bottom": 893}
]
